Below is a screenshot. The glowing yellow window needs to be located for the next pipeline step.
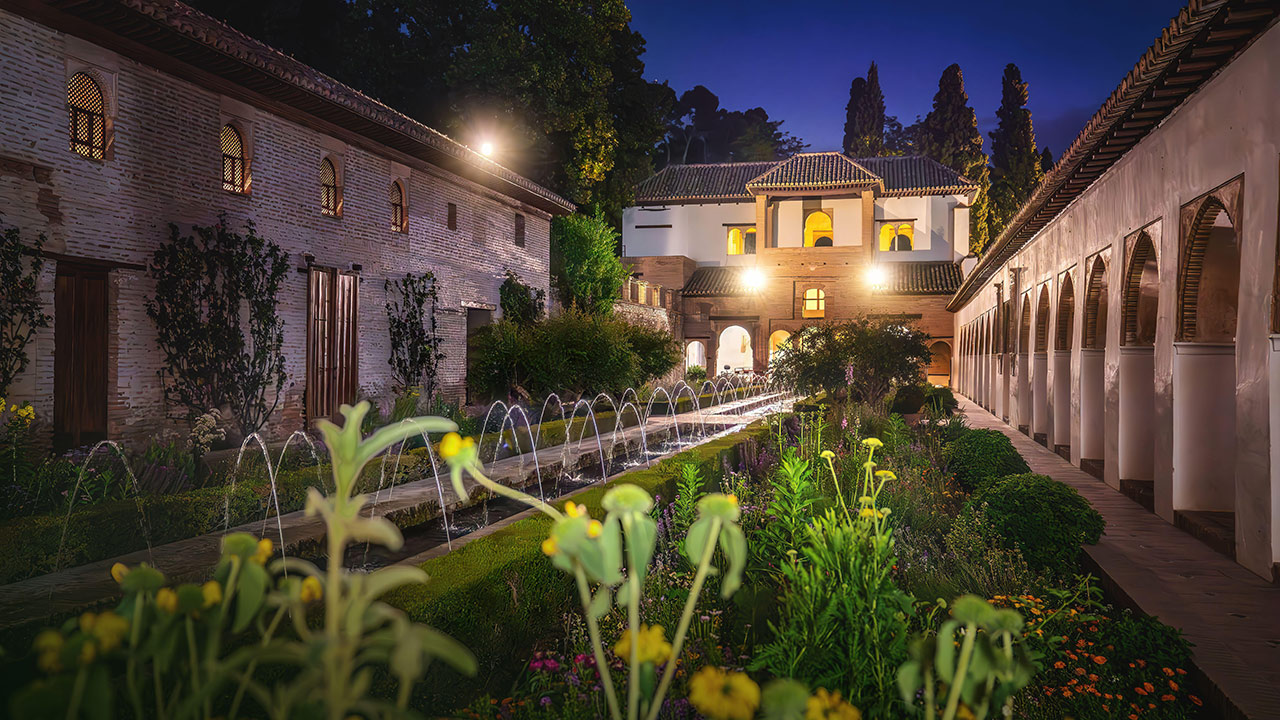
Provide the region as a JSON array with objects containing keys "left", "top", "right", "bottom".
[
  {"left": 802, "top": 288, "right": 825, "bottom": 318},
  {"left": 768, "top": 330, "right": 792, "bottom": 362},
  {"left": 879, "top": 222, "right": 914, "bottom": 251},
  {"left": 804, "top": 211, "right": 833, "bottom": 247},
  {"left": 727, "top": 228, "right": 744, "bottom": 255}
]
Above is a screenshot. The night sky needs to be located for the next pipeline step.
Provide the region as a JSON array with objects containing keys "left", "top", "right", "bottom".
[{"left": 628, "top": 0, "right": 1187, "bottom": 158}]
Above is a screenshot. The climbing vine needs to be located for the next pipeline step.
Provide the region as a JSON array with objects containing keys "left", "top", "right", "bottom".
[
  {"left": 385, "top": 271, "right": 445, "bottom": 398},
  {"left": 0, "top": 225, "right": 51, "bottom": 398}
]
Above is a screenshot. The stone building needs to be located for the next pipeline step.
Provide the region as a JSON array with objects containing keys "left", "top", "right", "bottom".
[
  {"left": 949, "top": 0, "right": 1280, "bottom": 579},
  {"left": 621, "top": 152, "right": 975, "bottom": 383},
  {"left": 0, "top": 0, "right": 574, "bottom": 448}
]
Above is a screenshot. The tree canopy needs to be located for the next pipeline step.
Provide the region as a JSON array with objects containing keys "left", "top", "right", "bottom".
[
  {"left": 987, "top": 63, "right": 1044, "bottom": 243},
  {"left": 843, "top": 62, "right": 886, "bottom": 156},
  {"left": 916, "top": 64, "right": 991, "bottom": 254},
  {"left": 550, "top": 214, "right": 631, "bottom": 315},
  {"left": 655, "top": 86, "right": 807, "bottom": 168}
]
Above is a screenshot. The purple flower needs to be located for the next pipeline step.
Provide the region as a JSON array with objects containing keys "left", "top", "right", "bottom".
[{"left": 540, "top": 697, "right": 552, "bottom": 707}]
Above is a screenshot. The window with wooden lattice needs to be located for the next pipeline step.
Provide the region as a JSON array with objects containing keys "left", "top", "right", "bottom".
[
  {"left": 320, "top": 157, "right": 341, "bottom": 216},
  {"left": 67, "top": 72, "right": 106, "bottom": 160},
  {"left": 221, "top": 125, "right": 248, "bottom": 193}
]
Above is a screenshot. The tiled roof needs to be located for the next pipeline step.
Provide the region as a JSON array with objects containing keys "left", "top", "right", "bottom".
[
  {"left": 682, "top": 267, "right": 752, "bottom": 297},
  {"left": 949, "top": 0, "right": 1280, "bottom": 310},
  {"left": 635, "top": 162, "right": 777, "bottom": 203},
  {"left": 745, "top": 152, "right": 879, "bottom": 192},
  {"left": 634, "top": 154, "right": 975, "bottom": 204},
  {"left": 857, "top": 156, "right": 978, "bottom": 196},
  {"left": 28, "top": 0, "right": 574, "bottom": 214},
  {"left": 880, "top": 261, "right": 964, "bottom": 295}
]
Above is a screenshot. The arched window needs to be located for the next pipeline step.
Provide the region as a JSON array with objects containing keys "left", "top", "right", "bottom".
[
  {"left": 320, "top": 157, "right": 340, "bottom": 216},
  {"left": 390, "top": 180, "right": 406, "bottom": 232},
  {"left": 804, "top": 210, "right": 833, "bottom": 247},
  {"left": 67, "top": 72, "right": 105, "bottom": 160},
  {"left": 879, "top": 222, "right": 914, "bottom": 251},
  {"left": 727, "top": 228, "right": 744, "bottom": 255},
  {"left": 744, "top": 228, "right": 757, "bottom": 254},
  {"left": 768, "top": 330, "right": 792, "bottom": 363},
  {"left": 221, "top": 125, "right": 247, "bottom": 193},
  {"left": 802, "top": 288, "right": 825, "bottom": 318}
]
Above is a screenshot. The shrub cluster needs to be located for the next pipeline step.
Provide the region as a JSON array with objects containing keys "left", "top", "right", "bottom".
[
  {"left": 966, "top": 473, "right": 1105, "bottom": 575},
  {"left": 945, "top": 427, "right": 1030, "bottom": 492}
]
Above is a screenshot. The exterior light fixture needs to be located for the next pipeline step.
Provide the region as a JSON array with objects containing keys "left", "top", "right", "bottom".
[
  {"left": 742, "top": 267, "right": 765, "bottom": 291},
  {"left": 479, "top": 141, "right": 495, "bottom": 157},
  {"left": 866, "top": 264, "right": 888, "bottom": 290}
]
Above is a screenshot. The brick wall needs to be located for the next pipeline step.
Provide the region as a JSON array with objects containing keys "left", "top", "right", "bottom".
[{"left": 0, "top": 9, "right": 553, "bottom": 446}]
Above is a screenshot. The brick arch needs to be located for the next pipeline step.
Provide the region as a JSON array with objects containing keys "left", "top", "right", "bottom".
[
  {"left": 1177, "top": 189, "right": 1240, "bottom": 342},
  {"left": 1122, "top": 231, "right": 1158, "bottom": 345},
  {"left": 1035, "top": 285, "right": 1051, "bottom": 352},
  {"left": 1019, "top": 294, "right": 1031, "bottom": 353},
  {"left": 1057, "top": 272, "right": 1076, "bottom": 350},
  {"left": 1083, "top": 255, "right": 1109, "bottom": 349}
]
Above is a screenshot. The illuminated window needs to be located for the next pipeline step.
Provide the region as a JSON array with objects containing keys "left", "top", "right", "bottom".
[
  {"left": 320, "top": 157, "right": 340, "bottom": 217},
  {"left": 727, "top": 228, "right": 744, "bottom": 255},
  {"left": 390, "top": 180, "right": 406, "bottom": 232},
  {"left": 726, "top": 227, "right": 757, "bottom": 255},
  {"left": 879, "top": 222, "right": 914, "bottom": 251},
  {"left": 221, "top": 125, "right": 247, "bottom": 193},
  {"left": 67, "top": 72, "right": 105, "bottom": 160},
  {"left": 768, "top": 330, "right": 792, "bottom": 362},
  {"left": 804, "top": 210, "right": 833, "bottom": 247},
  {"left": 802, "top": 288, "right": 825, "bottom": 318}
]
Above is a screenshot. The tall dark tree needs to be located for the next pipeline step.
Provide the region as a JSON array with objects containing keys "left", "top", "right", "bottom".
[
  {"left": 917, "top": 64, "right": 991, "bottom": 253},
  {"left": 841, "top": 76, "right": 866, "bottom": 155},
  {"left": 656, "top": 86, "right": 806, "bottom": 167},
  {"left": 1040, "top": 147, "right": 1055, "bottom": 174},
  {"left": 987, "top": 63, "right": 1043, "bottom": 244},
  {"left": 845, "top": 62, "right": 886, "bottom": 156}
]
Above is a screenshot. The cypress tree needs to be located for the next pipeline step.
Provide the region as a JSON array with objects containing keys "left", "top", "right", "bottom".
[
  {"left": 917, "top": 64, "right": 991, "bottom": 254},
  {"left": 842, "top": 76, "right": 866, "bottom": 155},
  {"left": 1040, "top": 146, "right": 1054, "bottom": 174},
  {"left": 846, "top": 62, "right": 885, "bottom": 156},
  {"left": 987, "top": 63, "right": 1043, "bottom": 243}
]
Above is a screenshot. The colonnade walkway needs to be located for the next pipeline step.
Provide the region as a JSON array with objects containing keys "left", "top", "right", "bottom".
[{"left": 958, "top": 395, "right": 1280, "bottom": 719}]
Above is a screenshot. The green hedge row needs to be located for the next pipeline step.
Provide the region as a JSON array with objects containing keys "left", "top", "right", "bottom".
[{"left": 382, "top": 423, "right": 770, "bottom": 711}]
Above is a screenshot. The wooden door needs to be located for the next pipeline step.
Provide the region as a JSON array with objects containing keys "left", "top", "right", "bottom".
[
  {"left": 54, "top": 265, "right": 108, "bottom": 450},
  {"left": 306, "top": 267, "right": 358, "bottom": 423}
]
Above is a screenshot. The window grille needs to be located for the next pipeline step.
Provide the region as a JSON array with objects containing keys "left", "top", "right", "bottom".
[
  {"left": 321, "top": 158, "right": 339, "bottom": 216},
  {"left": 67, "top": 72, "right": 105, "bottom": 159},
  {"left": 221, "top": 125, "right": 247, "bottom": 193},
  {"left": 390, "top": 181, "right": 406, "bottom": 232}
]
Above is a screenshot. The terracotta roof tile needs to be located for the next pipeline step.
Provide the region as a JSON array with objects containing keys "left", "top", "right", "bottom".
[
  {"left": 635, "top": 162, "right": 778, "bottom": 203},
  {"left": 880, "top": 261, "right": 964, "bottom": 295},
  {"left": 745, "top": 152, "right": 879, "bottom": 192},
  {"left": 681, "top": 267, "right": 752, "bottom": 297},
  {"left": 857, "top": 156, "right": 978, "bottom": 196}
]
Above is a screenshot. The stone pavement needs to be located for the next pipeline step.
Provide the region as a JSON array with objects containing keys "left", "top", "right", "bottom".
[
  {"left": 0, "top": 392, "right": 785, "bottom": 630},
  {"left": 958, "top": 396, "right": 1280, "bottom": 720}
]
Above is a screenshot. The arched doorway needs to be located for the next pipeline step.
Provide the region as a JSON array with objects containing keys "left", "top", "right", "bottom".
[
  {"left": 685, "top": 340, "right": 707, "bottom": 371},
  {"left": 1119, "top": 231, "right": 1158, "bottom": 508},
  {"left": 1173, "top": 194, "right": 1240, "bottom": 521},
  {"left": 1053, "top": 273, "right": 1075, "bottom": 456},
  {"left": 716, "top": 325, "right": 753, "bottom": 374},
  {"left": 804, "top": 211, "right": 833, "bottom": 247},
  {"left": 1080, "top": 256, "right": 1109, "bottom": 475},
  {"left": 1033, "top": 285, "right": 1051, "bottom": 444},
  {"left": 1017, "top": 295, "right": 1032, "bottom": 434},
  {"left": 927, "top": 340, "right": 952, "bottom": 386},
  {"left": 768, "top": 330, "right": 792, "bottom": 366}
]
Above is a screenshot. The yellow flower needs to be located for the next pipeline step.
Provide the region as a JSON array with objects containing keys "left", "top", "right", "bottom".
[
  {"left": 300, "top": 576, "right": 323, "bottom": 603},
  {"left": 439, "top": 432, "right": 463, "bottom": 459},
  {"left": 79, "top": 640, "right": 96, "bottom": 665},
  {"left": 859, "top": 508, "right": 875, "bottom": 518},
  {"left": 820, "top": 450, "right": 835, "bottom": 460},
  {"left": 875, "top": 470, "right": 896, "bottom": 481},
  {"left": 33, "top": 629, "right": 63, "bottom": 654},
  {"left": 90, "top": 611, "right": 129, "bottom": 652},
  {"left": 156, "top": 588, "right": 179, "bottom": 614},
  {"left": 541, "top": 536, "right": 559, "bottom": 556},
  {"left": 78, "top": 612, "right": 98, "bottom": 634},
  {"left": 37, "top": 648, "right": 62, "bottom": 673},
  {"left": 858, "top": 496, "right": 873, "bottom": 504},
  {"left": 861, "top": 438, "right": 883, "bottom": 448},
  {"left": 565, "top": 501, "right": 585, "bottom": 518},
  {"left": 880, "top": 508, "right": 892, "bottom": 517},
  {"left": 587, "top": 520, "right": 603, "bottom": 538},
  {"left": 202, "top": 581, "right": 223, "bottom": 608},
  {"left": 688, "top": 666, "right": 760, "bottom": 720},
  {"left": 613, "top": 624, "right": 672, "bottom": 666},
  {"left": 252, "top": 537, "right": 274, "bottom": 565},
  {"left": 807, "top": 688, "right": 861, "bottom": 720},
  {"left": 110, "top": 562, "right": 129, "bottom": 584}
]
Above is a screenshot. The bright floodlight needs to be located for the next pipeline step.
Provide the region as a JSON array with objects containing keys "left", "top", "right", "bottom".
[
  {"left": 479, "top": 141, "right": 495, "bottom": 157},
  {"left": 742, "top": 267, "right": 765, "bottom": 291},
  {"left": 866, "top": 265, "right": 888, "bottom": 289}
]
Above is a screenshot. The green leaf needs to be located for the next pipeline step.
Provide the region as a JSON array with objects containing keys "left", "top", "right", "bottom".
[
  {"left": 717, "top": 523, "right": 747, "bottom": 598},
  {"left": 761, "top": 678, "right": 810, "bottom": 720},
  {"left": 624, "top": 515, "right": 657, "bottom": 586},
  {"left": 685, "top": 516, "right": 712, "bottom": 565},
  {"left": 347, "top": 516, "right": 405, "bottom": 551},
  {"left": 416, "top": 625, "right": 477, "bottom": 676},
  {"left": 952, "top": 595, "right": 993, "bottom": 626},
  {"left": 357, "top": 415, "right": 457, "bottom": 471},
  {"left": 897, "top": 660, "right": 923, "bottom": 707},
  {"left": 234, "top": 561, "right": 268, "bottom": 633},
  {"left": 120, "top": 564, "right": 164, "bottom": 594},
  {"left": 935, "top": 620, "right": 958, "bottom": 683},
  {"left": 363, "top": 565, "right": 428, "bottom": 600},
  {"left": 82, "top": 664, "right": 113, "bottom": 720},
  {"left": 588, "top": 587, "right": 612, "bottom": 620}
]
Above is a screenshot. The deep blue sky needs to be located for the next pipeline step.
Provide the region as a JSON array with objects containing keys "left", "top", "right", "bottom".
[{"left": 628, "top": 0, "right": 1187, "bottom": 158}]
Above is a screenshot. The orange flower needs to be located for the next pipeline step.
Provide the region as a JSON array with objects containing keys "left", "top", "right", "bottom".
[
  {"left": 1190, "top": 695, "right": 1202, "bottom": 706},
  {"left": 1161, "top": 695, "right": 1175, "bottom": 702},
  {"left": 1176, "top": 668, "right": 1187, "bottom": 676},
  {"left": 1135, "top": 687, "right": 1148, "bottom": 696},
  {"left": 1053, "top": 661, "right": 1066, "bottom": 669},
  {"left": 1137, "top": 659, "right": 1147, "bottom": 668},
  {"left": 1061, "top": 689, "right": 1073, "bottom": 698},
  {"left": 1162, "top": 667, "right": 1174, "bottom": 677},
  {"left": 1089, "top": 674, "right": 1099, "bottom": 682},
  {"left": 1093, "top": 656, "right": 1107, "bottom": 665},
  {"left": 1074, "top": 667, "right": 1086, "bottom": 676},
  {"left": 1168, "top": 681, "right": 1178, "bottom": 691},
  {"left": 1128, "top": 715, "right": 1138, "bottom": 720},
  {"left": 1143, "top": 682, "right": 1155, "bottom": 693}
]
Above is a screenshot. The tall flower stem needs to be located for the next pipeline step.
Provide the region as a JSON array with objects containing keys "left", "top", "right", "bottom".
[{"left": 575, "top": 565, "right": 622, "bottom": 720}]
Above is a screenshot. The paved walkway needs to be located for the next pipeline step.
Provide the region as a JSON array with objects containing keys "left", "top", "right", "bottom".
[
  {"left": 0, "top": 392, "right": 785, "bottom": 630},
  {"left": 958, "top": 396, "right": 1280, "bottom": 720}
]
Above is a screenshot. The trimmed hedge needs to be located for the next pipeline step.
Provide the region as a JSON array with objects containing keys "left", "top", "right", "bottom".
[
  {"left": 383, "top": 423, "right": 770, "bottom": 711},
  {"left": 945, "top": 428, "right": 1030, "bottom": 492},
  {"left": 967, "top": 473, "right": 1105, "bottom": 574}
]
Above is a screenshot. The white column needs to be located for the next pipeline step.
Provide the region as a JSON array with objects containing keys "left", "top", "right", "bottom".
[
  {"left": 1118, "top": 346, "right": 1155, "bottom": 482},
  {"left": 1080, "top": 349, "right": 1105, "bottom": 459},
  {"left": 1017, "top": 352, "right": 1031, "bottom": 430},
  {"left": 1032, "top": 352, "right": 1049, "bottom": 435},
  {"left": 1052, "top": 351, "right": 1072, "bottom": 448},
  {"left": 1172, "top": 342, "right": 1235, "bottom": 511}
]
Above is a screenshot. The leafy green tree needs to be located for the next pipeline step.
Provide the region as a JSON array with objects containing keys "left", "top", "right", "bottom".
[
  {"left": 845, "top": 62, "right": 886, "bottom": 156},
  {"left": 916, "top": 64, "right": 992, "bottom": 254},
  {"left": 551, "top": 214, "right": 631, "bottom": 315},
  {"left": 987, "top": 63, "right": 1043, "bottom": 244},
  {"left": 385, "top": 271, "right": 445, "bottom": 397},
  {"left": 657, "top": 86, "right": 805, "bottom": 167},
  {"left": 0, "top": 226, "right": 50, "bottom": 397},
  {"left": 770, "top": 317, "right": 931, "bottom": 403},
  {"left": 145, "top": 219, "right": 288, "bottom": 437},
  {"left": 498, "top": 269, "right": 545, "bottom": 326}
]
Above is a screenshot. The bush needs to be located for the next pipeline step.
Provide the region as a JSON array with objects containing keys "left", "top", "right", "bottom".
[
  {"left": 945, "top": 428, "right": 1029, "bottom": 492},
  {"left": 889, "top": 383, "right": 927, "bottom": 414},
  {"left": 966, "top": 473, "right": 1104, "bottom": 574},
  {"left": 468, "top": 310, "right": 680, "bottom": 402},
  {"left": 684, "top": 365, "right": 707, "bottom": 385},
  {"left": 923, "top": 384, "right": 958, "bottom": 415},
  {"left": 550, "top": 213, "right": 630, "bottom": 315},
  {"left": 770, "top": 317, "right": 932, "bottom": 403}
]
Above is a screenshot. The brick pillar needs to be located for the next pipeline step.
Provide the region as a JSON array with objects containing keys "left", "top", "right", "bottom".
[
  {"left": 861, "top": 188, "right": 875, "bottom": 260},
  {"left": 755, "top": 194, "right": 769, "bottom": 249}
]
